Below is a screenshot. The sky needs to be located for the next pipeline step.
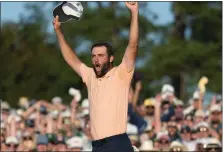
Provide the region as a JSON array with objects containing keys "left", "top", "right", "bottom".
[{"left": 1, "top": 2, "right": 174, "bottom": 25}]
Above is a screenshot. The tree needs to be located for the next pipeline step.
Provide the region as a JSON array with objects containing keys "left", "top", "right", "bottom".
[
  {"left": 0, "top": 2, "right": 156, "bottom": 107},
  {"left": 146, "top": 2, "right": 222, "bottom": 100}
]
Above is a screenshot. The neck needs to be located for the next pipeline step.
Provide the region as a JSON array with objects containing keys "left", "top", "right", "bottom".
[{"left": 96, "top": 64, "right": 113, "bottom": 78}]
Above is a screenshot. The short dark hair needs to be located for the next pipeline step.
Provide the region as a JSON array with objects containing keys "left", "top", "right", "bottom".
[{"left": 91, "top": 42, "right": 114, "bottom": 57}]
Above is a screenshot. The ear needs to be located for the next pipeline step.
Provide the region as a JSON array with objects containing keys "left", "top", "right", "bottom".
[{"left": 109, "top": 55, "right": 114, "bottom": 63}]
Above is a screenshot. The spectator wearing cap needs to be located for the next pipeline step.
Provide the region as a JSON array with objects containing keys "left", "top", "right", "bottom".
[
  {"left": 160, "top": 84, "right": 175, "bottom": 122},
  {"left": 173, "top": 100, "right": 184, "bottom": 128},
  {"left": 127, "top": 123, "right": 139, "bottom": 147},
  {"left": 143, "top": 98, "right": 155, "bottom": 124},
  {"left": 66, "top": 136, "right": 84, "bottom": 151},
  {"left": 166, "top": 121, "right": 181, "bottom": 142},
  {"left": 154, "top": 132, "right": 171, "bottom": 151},
  {"left": 52, "top": 96, "right": 63, "bottom": 105},
  {"left": 184, "top": 91, "right": 201, "bottom": 117},
  {"left": 180, "top": 125, "right": 196, "bottom": 151},
  {"left": 142, "top": 125, "right": 156, "bottom": 142},
  {"left": 205, "top": 138, "right": 222, "bottom": 152},
  {"left": 5, "top": 136, "right": 19, "bottom": 151},
  {"left": 139, "top": 140, "right": 154, "bottom": 151},
  {"left": 183, "top": 114, "right": 194, "bottom": 129},
  {"left": 55, "top": 134, "right": 67, "bottom": 151},
  {"left": 194, "top": 109, "right": 205, "bottom": 124},
  {"left": 195, "top": 122, "right": 220, "bottom": 147},
  {"left": 127, "top": 82, "right": 147, "bottom": 134},
  {"left": 18, "top": 97, "right": 29, "bottom": 110},
  {"left": 1, "top": 101, "right": 11, "bottom": 122},
  {"left": 21, "top": 131, "right": 33, "bottom": 145},
  {"left": 209, "top": 104, "right": 222, "bottom": 132},
  {"left": 79, "top": 99, "right": 90, "bottom": 129},
  {"left": 82, "top": 120, "right": 93, "bottom": 151},
  {"left": 46, "top": 132, "right": 58, "bottom": 151},
  {"left": 169, "top": 140, "right": 188, "bottom": 152},
  {"left": 36, "top": 134, "right": 49, "bottom": 151}
]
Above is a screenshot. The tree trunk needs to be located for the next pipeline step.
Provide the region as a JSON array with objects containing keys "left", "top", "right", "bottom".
[{"left": 171, "top": 2, "right": 186, "bottom": 100}]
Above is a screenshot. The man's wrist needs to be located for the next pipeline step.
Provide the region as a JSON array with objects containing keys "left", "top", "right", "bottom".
[
  {"left": 55, "top": 28, "right": 62, "bottom": 35},
  {"left": 131, "top": 10, "right": 139, "bottom": 17}
]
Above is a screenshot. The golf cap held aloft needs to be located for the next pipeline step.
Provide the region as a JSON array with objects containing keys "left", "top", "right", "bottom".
[{"left": 53, "top": 1, "right": 83, "bottom": 23}]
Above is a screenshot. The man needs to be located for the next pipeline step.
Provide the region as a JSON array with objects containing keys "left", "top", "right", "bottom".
[
  {"left": 180, "top": 125, "right": 196, "bottom": 151},
  {"left": 53, "top": 2, "right": 139, "bottom": 152}
]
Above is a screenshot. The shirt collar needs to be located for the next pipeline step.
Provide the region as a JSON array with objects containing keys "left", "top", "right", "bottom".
[{"left": 95, "top": 66, "right": 116, "bottom": 79}]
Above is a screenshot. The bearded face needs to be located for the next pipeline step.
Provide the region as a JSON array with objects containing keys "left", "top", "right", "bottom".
[{"left": 91, "top": 46, "right": 113, "bottom": 78}]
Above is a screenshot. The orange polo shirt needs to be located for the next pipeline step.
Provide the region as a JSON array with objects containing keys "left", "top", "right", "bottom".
[{"left": 80, "top": 61, "right": 134, "bottom": 140}]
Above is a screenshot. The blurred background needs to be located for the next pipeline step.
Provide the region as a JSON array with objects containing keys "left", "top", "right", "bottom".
[{"left": 0, "top": 1, "right": 222, "bottom": 152}]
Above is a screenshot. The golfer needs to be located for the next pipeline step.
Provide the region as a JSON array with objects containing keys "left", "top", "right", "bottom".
[{"left": 53, "top": 2, "right": 139, "bottom": 152}]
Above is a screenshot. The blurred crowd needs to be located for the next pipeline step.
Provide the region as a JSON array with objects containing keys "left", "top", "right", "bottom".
[{"left": 0, "top": 79, "right": 222, "bottom": 151}]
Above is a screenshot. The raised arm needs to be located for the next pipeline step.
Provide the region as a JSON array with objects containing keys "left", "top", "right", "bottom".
[
  {"left": 122, "top": 2, "right": 139, "bottom": 72},
  {"left": 53, "top": 16, "right": 82, "bottom": 76}
]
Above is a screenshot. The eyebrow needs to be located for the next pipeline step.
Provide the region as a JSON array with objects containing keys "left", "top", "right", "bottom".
[{"left": 92, "top": 53, "right": 105, "bottom": 56}]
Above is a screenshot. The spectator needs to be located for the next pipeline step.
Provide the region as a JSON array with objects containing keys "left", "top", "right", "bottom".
[
  {"left": 66, "top": 136, "right": 84, "bottom": 151},
  {"left": 0, "top": 78, "right": 222, "bottom": 151},
  {"left": 169, "top": 140, "right": 188, "bottom": 151}
]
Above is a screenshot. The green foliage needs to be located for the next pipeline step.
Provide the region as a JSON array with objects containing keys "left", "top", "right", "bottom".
[
  {"left": 0, "top": 2, "right": 155, "bottom": 107},
  {"left": 0, "top": 2, "right": 221, "bottom": 107},
  {"left": 145, "top": 1, "right": 222, "bottom": 99}
]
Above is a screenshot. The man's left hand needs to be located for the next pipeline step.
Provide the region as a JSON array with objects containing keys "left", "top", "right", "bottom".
[{"left": 125, "top": 2, "right": 138, "bottom": 13}]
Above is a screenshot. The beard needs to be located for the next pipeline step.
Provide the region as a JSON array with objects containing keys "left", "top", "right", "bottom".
[{"left": 93, "top": 61, "right": 111, "bottom": 78}]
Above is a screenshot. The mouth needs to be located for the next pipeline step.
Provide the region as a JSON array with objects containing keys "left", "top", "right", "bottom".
[{"left": 95, "top": 64, "right": 101, "bottom": 71}]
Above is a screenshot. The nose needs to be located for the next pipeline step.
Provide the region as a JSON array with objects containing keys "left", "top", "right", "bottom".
[{"left": 93, "top": 55, "right": 98, "bottom": 62}]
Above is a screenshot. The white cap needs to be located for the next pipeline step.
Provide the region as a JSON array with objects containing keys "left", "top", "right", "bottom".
[
  {"left": 18, "top": 97, "right": 29, "bottom": 108},
  {"left": 170, "top": 140, "right": 188, "bottom": 151},
  {"left": 210, "top": 104, "right": 221, "bottom": 112},
  {"left": 23, "top": 131, "right": 32, "bottom": 137},
  {"left": 156, "top": 131, "right": 170, "bottom": 141},
  {"left": 52, "top": 96, "right": 62, "bottom": 104},
  {"left": 81, "top": 99, "right": 89, "bottom": 108},
  {"left": 195, "top": 109, "right": 205, "bottom": 117},
  {"left": 15, "top": 115, "right": 22, "bottom": 122},
  {"left": 69, "top": 88, "right": 81, "bottom": 102},
  {"left": 170, "top": 141, "right": 183, "bottom": 148},
  {"left": 17, "top": 109, "right": 24, "bottom": 116},
  {"left": 29, "top": 113, "right": 36, "bottom": 119},
  {"left": 162, "top": 84, "right": 174, "bottom": 94},
  {"left": 195, "top": 121, "right": 209, "bottom": 130},
  {"left": 61, "top": 110, "right": 71, "bottom": 118},
  {"left": 140, "top": 140, "right": 154, "bottom": 151},
  {"left": 82, "top": 109, "right": 89, "bottom": 117},
  {"left": 144, "top": 125, "right": 153, "bottom": 132},
  {"left": 6, "top": 136, "right": 19, "bottom": 145},
  {"left": 7, "top": 115, "right": 21, "bottom": 123},
  {"left": 174, "top": 100, "right": 184, "bottom": 106},
  {"left": 50, "top": 110, "right": 59, "bottom": 118},
  {"left": 1, "top": 101, "right": 10, "bottom": 110},
  {"left": 208, "top": 138, "right": 221, "bottom": 146},
  {"left": 66, "top": 136, "right": 84, "bottom": 148},
  {"left": 193, "top": 91, "right": 200, "bottom": 99},
  {"left": 127, "top": 123, "right": 138, "bottom": 135}
]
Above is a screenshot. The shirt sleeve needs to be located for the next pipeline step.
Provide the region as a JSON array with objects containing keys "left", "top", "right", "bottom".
[
  {"left": 117, "top": 61, "right": 135, "bottom": 84},
  {"left": 79, "top": 63, "right": 92, "bottom": 85}
]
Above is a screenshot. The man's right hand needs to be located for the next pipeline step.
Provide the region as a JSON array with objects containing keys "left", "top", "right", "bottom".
[{"left": 53, "top": 16, "right": 61, "bottom": 32}]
